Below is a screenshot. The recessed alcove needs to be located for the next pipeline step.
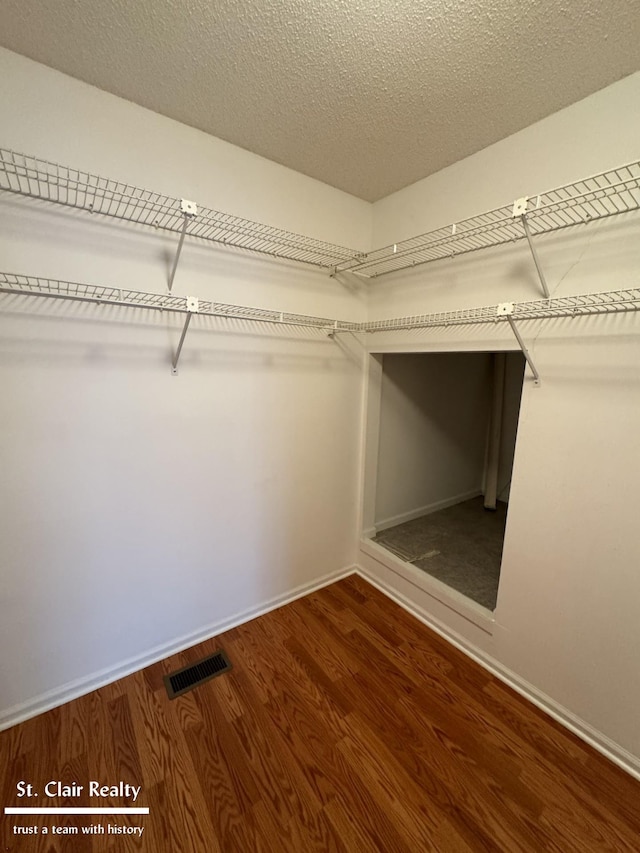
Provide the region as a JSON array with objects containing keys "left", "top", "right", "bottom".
[{"left": 365, "top": 351, "right": 526, "bottom": 611}]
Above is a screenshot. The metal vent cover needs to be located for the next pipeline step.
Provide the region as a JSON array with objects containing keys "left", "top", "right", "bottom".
[{"left": 164, "top": 649, "right": 232, "bottom": 699}]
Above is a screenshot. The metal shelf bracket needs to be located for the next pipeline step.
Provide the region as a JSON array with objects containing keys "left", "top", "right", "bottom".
[
  {"left": 171, "top": 296, "right": 199, "bottom": 375},
  {"left": 513, "top": 196, "right": 550, "bottom": 299},
  {"left": 167, "top": 199, "right": 198, "bottom": 293},
  {"left": 497, "top": 302, "right": 540, "bottom": 385},
  {"left": 327, "top": 320, "right": 340, "bottom": 338}
]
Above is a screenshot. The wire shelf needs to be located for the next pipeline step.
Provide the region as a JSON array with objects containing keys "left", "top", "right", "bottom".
[
  {"left": 0, "top": 148, "right": 361, "bottom": 270},
  {"left": 2, "top": 273, "right": 638, "bottom": 335},
  {"left": 0, "top": 273, "right": 361, "bottom": 331},
  {"left": 3, "top": 147, "right": 638, "bottom": 282},
  {"left": 335, "top": 161, "right": 640, "bottom": 278},
  {"left": 363, "top": 288, "right": 640, "bottom": 332}
]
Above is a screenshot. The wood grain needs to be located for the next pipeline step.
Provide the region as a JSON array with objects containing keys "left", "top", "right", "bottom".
[{"left": 2, "top": 574, "right": 639, "bottom": 851}]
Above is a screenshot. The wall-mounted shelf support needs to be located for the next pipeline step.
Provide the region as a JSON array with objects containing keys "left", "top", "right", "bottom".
[
  {"left": 171, "top": 296, "right": 199, "bottom": 375},
  {"left": 0, "top": 274, "right": 361, "bottom": 376},
  {"left": 168, "top": 200, "right": 198, "bottom": 293},
  {"left": 2, "top": 148, "right": 639, "bottom": 285},
  {"left": 2, "top": 147, "right": 638, "bottom": 290},
  {"left": 513, "top": 197, "right": 550, "bottom": 299},
  {"left": 333, "top": 159, "right": 640, "bottom": 278},
  {"left": 362, "top": 288, "right": 640, "bottom": 333},
  {"left": 0, "top": 148, "right": 362, "bottom": 277},
  {"left": 3, "top": 273, "right": 639, "bottom": 378},
  {"left": 497, "top": 302, "right": 540, "bottom": 385},
  {"left": 171, "top": 314, "right": 191, "bottom": 375}
]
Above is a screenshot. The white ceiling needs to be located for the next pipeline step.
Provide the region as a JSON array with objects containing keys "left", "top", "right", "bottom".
[{"left": 1, "top": 1, "right": 639, "bottom": 201}]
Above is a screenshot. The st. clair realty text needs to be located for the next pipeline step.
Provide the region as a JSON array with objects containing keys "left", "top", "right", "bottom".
[{"left": 16, "top": 781, "right": 142, "bottom": 802}]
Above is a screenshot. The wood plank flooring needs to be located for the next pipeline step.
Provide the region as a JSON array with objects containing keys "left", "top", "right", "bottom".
[{"left": 2, "top": 574, "right": 639, "bottom": 851}]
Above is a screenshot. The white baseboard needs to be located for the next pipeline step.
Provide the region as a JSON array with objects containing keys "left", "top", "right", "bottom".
[
  {"left": 374, "top": 488, "right": 482, "bottom": 533},
  {"left": 355, "top": 565, "right": 640, "bottom": 783},
  {"left": 0, "top": 564, "right": 357, "bottom": 732},
  {"left": 5, "top": 560, "right": 639, "bottom": 785}
]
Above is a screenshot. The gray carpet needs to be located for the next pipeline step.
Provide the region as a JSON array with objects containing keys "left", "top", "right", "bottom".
[{"left": 373, "top": 497, "right": 507, "bottom": 610}]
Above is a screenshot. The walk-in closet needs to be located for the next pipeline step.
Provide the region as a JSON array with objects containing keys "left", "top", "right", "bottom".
[{"left": 1, "top": 12, "right": 640, "bottom": 844}]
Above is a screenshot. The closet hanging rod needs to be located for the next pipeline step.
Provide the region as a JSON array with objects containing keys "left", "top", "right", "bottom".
[
  {"left": 0, "top": 148, "right": 361, "bottom": 271},
  {"left": 335, "top": 160, "right": 640, "bottom": 278},
  {"left": 0, "top": 273, "right": 361, "bottom": 332}
]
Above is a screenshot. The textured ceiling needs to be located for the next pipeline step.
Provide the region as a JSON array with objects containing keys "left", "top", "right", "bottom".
[{"left": 1, "top": 0, "right": 639, "bottom": 201}]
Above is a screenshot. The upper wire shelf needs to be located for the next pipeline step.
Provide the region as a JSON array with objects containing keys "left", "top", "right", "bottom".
[
  {"left": 0, "top": 148, "right": 361, "bottom": 270},
  {"left": 3, "top": 147, "right": 639, "bottom": 283},
  {"left": 335, "top": 160, "right": 640, "bottom": 278}
]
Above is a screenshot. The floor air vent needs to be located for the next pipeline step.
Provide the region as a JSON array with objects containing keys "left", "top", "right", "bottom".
[{"left": 164, "top": 649, "right": 232, "bottom": 699}]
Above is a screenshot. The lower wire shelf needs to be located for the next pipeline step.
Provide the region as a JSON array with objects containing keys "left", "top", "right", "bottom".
[
  {"left": 2, "top": 272, "right": 639, "bottom": 376},
  {"left": 3, "top": 272, "right": 639, "bottom": 332},
  {"left": 0, "top": 272, "right": 360, "bottom": 332},
  {"left": 364, "top": 287, "right": 640, "bottom": 332}
]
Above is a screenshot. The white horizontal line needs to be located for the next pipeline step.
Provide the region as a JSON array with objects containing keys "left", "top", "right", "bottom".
[{"left": 5, "top": 807, "right": 149, "bottom": 815}]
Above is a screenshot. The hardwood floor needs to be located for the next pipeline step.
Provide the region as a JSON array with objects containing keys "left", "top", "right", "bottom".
[{"left": 2, "top": 574, "right": 639, "bottom": 851}]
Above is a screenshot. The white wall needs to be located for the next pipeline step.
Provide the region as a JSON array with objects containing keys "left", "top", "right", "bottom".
[
  {"left": 359, "top": 72, "right": 640, "bottom": 768},
  {"left": 374, "top": 352, "right": 492, "bottom": 528},
  {"left": 0, "top": 48, "right": 371, "bottom": 724}
]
